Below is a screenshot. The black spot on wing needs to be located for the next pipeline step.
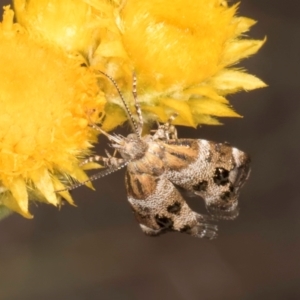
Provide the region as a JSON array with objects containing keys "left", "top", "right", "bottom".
[
  {"left": 167, "top": 201, "right": 182, "bottom": 214},
  {"left": 155, "top": 215, "right": 174, "bottom": 229},
  {"left": 213, "top": 168, "right": 229, "bottom": 186},
  {"left": 193, "top": 180, "right": 208, "bottom": 192}
]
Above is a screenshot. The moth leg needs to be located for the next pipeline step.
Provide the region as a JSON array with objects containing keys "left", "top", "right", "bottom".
[
  {"left": 184, "top": 214, "right": 218, "bottom": 239},
  {"left": 152, "top": 113, "right": 178, "bottom": 141},
  {"left": 126, "top": 172, "right": 218, "bottom": 239},
  {"left": 80, "top": 154, "right": 125, "bottom": 168},
  {"left": 82, "top": 119, "right": 126, "bottom": 167}
]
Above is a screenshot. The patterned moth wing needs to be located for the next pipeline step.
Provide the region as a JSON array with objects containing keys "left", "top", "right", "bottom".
[
  {"left": 124, "top": 134, "right": 250, "bottom": 237},
  {"left": 124, "top": 136, "right": 218, "bottom": 238},
  {"left": 162, "top": 139, "right": 251, "bottom": 220},
  {"left": 126, "top": 172, "right": 218, "bottom": 238}
]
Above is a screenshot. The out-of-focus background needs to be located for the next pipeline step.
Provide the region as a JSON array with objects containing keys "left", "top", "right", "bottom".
[{"left": 1, "top": 1, "right": 299, "bottom": 299}]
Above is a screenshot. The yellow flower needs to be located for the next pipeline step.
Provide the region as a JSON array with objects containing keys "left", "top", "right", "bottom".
[
  {"left": 13, "top": 0, "right": 266, "bottom": 130},
  {"left": 119, "top": 0, "right": 266, "bottom": 126},
  {"left": 2, "top": 0, "right": 265, "bottom": 218},
  {"left": 13, "top": 0, "right": 131, "bottom": 131},
  {"left": 0, "top": 6, "right": 105, "bottom": 217}
]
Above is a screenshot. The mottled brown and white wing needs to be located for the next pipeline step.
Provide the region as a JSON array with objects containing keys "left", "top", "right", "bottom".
[
  {"left": 162, "top": 139, "right": 251, "bottom": 220},
  {"left": 125, "top": 170, "right": 217, "bottom": 239}
]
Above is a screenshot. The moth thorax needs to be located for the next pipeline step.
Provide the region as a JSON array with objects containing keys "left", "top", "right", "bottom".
[{"left": 119, "top": 133, "right": 148, "bottom": 161}]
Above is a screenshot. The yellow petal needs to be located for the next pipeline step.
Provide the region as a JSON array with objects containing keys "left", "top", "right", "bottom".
[
  {"left": 8, "top": 177, "right": 31, "bottom": 216},
  {"left": 233, "top": 17, "right": 257, "bottom": 35},
  {"left": 81, "top": 162, "right": 103, "bottom": 171},
  {"left": 193, "top": 114, "right": 222, "bottom": 126},
  {"left": 70, "top": 166, "right": 94, "bottom": 190},
  {"left": 184, "top": 86, "right": 229, "bottom": 103},
  {"left": 222, "top": 38, "right": 266, "bottom": 66},
  {"left": 1, "top": 194, "right": 32, "bottom": 219},
  {"left": 209, "top": 69, "right": 267, "bottom": 93},
  {"left": 52, "top": 177, "right": 75, "bottom": 206},
  {"left": 30, "top": 169, "right": 58, "bottom": 206},
  {"left": 141, "top": 104, "right": 169, "bottom": 123},
  {"left": 189, "top": 99, "right": 241, "bottom": 117}
]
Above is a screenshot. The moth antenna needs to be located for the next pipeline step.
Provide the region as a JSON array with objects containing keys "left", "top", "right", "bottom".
[
  {"left": 98, "top": 71, "right": 140, "bottom": 136},
  {"left": 56, "top": 161, "right": 129, "bottom": 192},
  {"left": 89, "top": 123, "right": 122, "bottom": 144},
  {"left": 132, "top": 72, "right": 143, "bottom": 136}
]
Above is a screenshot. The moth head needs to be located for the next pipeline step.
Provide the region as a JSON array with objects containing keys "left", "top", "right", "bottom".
[{"left": 111, "top": 133, "right": 148, "bottom": 161}]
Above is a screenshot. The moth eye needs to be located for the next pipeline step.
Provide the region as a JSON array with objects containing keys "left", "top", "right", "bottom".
[
  {"left": 192, "top": 180, "right": 208, "bottom": 192},
  {"left": 167, "top": 201, "right": 182, "bottom": 214},
  {"left": 213, "top": 168, "right": 230, "bottom": 186},
  {"left": 155, "top": 215, "right": 174, "bottom": 229}
]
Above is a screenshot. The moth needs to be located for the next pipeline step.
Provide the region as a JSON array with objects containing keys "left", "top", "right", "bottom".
[{"left": 59, "top": 72, "right": 251, "bottom": 239}]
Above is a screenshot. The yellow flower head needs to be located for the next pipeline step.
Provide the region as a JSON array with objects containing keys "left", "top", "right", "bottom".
[
  {"left": 2, "top": 0, "right": 266, "bottom": 218},
  {"left": 118, "top": 0, "right": 266, "bottom": 126},
  {"left": 13, "top": 0, "right": 266, "bottom": 129},
  {"left": 0, "top": 6, "right": 105, "bottom": 217}
]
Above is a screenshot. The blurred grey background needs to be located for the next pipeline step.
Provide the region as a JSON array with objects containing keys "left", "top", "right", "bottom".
[{"left": 0, "top": 0, "right": 299, "bottom": 299}]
